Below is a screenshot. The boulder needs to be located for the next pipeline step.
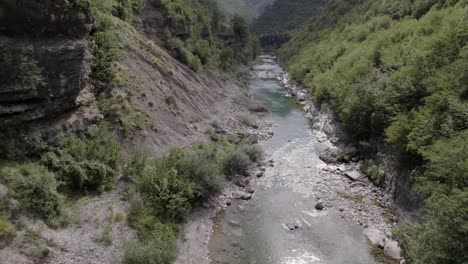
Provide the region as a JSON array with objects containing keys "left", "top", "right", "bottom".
[
  {"left": 384, "top": 240, "right": 402, "bottom": 260},
  {"left": 345, "top": 171, "right": 361, "bottom": 181},
  {"left": 233, "top": 191, "right": 252, "bottom": 201},
  {"left": 364, "top": 228, "right": 386, "bottom": 249},
  {"left": 315, "top": 202, "right": 325, "bottom": 210},
  {"left": 319, "top": 148, "right": 340, "bottom": 164},
  {"left": 296, "top": 92, "right": 307, "bottom": 101}
]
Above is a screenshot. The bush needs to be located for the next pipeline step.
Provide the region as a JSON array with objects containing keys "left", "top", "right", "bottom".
[
  {"left": 239, "top": 144, "right": 264, "bottom": 163},
  {"left": 124, "top": 196, "right": 178, "bottom": 264},
  {"left": 0, "top": 217, "right": 14, "bottom": 249},
  {"left": 138, "top": 164, "right": 193, "bottom": 222},
  {"left": 223, "top": 149, "right": 252, "bottom": 177},
  {"left": 41, "top": 124, "right": 121, "bottom": 192},
  {"left": 165, "top": 144, "right": 226, "bottom": 200},
  {"left": 123, "top": 239, "right": 176, "bottom": 264},
  {"left": 1, "top": 163, "right": 64, "bottom": 224}
]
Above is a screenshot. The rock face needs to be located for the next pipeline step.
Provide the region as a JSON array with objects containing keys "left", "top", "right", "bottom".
[
  {"left": 0, "top": 0, "right": 93, "bottom": 38},
  {"left": 0, "top": 39, "right": 92, "bottom": 126},
  {"left": 0, "top": 0, "right": 96, "bottom": 151}
]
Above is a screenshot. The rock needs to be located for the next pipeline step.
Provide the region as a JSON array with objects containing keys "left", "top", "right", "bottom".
[
  {"left": 248, "top": 102, "right": 268, "bottom": 113},
  {"left": 260, "top": 167, "right": 266, "bottom": 172},
  {"left": 245, "top": 187, "right": 255, "bottom": 194},
  {"left": 233, "top": 191, "right": 252, "bottom": 200},
  {"left": 319, "top": 148, "right": 340, "bottom": 164},
  {"left": 244, "top": 134, "right": 259, "bottom": 144},
  {"left": 384, "top": 240, "right": 402, "bottom": 260},
  {"left": 226, "top": 200, "right": 232, "bottom": 206},
  {"left": 315, "top": 202, "right": 325, "bottom": 210},
  {"left": 165, "top": 95, "right": 178, "bottom": 109},
  {"left": 297, "top": 92, "right": 307, "bottom": 101},
  {"left": 235, "top": 179, "right": 247, "bottom": 188},
  {"left": 345, "top": 171, "right": 361, "bottom": 181},
  {"left": 364, "top": 228, "right": 386, "bottom": 249},
  {"left": 241, "top": 193, "right": 252, "bottom": 200},
  {"left": 228, "top": 220, "right": 241, "bottom": 228},
  {"left": 215, "top": 128, "right": 226, "bottom": 134},
  {"left": 338, "top": 208, "right": 345, "bottom": 212},
  {"left": 256, "top": 172, "right": 264, "bottom": 178},
  {"left": 267, "top": 131, "right": 274, "bottom": 136},
  {"left": 226, "top": 134, "right": 241, "bottom": 144}
]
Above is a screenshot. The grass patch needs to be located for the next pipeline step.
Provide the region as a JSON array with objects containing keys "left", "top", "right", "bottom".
[
  {"left": 338, "top": 192, "right": 364, "bottom": 204},
  {"left": 99, "top": 224, "right": 113, "bottom": 246}
]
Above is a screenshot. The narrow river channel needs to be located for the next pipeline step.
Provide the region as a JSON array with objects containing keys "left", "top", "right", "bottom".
[{"left": 208, "top": 55, "right": 378, "bottom": 264}]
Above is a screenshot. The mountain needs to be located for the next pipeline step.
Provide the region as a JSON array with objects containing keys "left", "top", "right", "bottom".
[
  {"left": 278, "top": 0, "right": 468, "bottom": 263},
  {"left": 251, "top": 0, "right": 326, "bottom": 35},
  {"left": 214, "top": 0, "right": 275, "bottom": 22}
]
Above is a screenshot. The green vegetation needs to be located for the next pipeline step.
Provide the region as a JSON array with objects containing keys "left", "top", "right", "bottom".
[
  {"left": 157, "top": 0, "right": 260, "bottom": 70},
  {"left": 214, "top": 0, "right": 257, "bottom": 22},
  {"left": 0, "top": 217, "right": 14, "bottom": 249},
  {"left": 41, "top": 124, "right": 122, "bottom": 193},
  {"left": 123, "top": 142, "right": 263, "bottom": 262},
  {"left": 252, "top": 0, "right": 325, "bottom": 35},
  {"left": 277, "top": 0, "right": 468, "bottom": 263},
  {"left": 0, "top": 163, "right": 65, "bottom": 225}
]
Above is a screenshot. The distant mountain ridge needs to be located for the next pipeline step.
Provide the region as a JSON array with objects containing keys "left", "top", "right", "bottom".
[
  {"left": 214, "top": 0, "right": 275, "bottom": 22},
  {"left": 251, "top": 0, "right": 327, "bottom": 35}
]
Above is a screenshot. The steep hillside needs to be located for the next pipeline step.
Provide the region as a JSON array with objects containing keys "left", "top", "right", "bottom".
[
  {"left": 251, "top": 0, "right": 326, "bottom": 35},
  {"left": 0, "top": 0, "right": 263, "bottom": 263},
  {"left": 214, "top": 0, "right": 275, "bottom": 22},
  {"left": 278, "top": 0, "right": 468, "bottom": 263}
]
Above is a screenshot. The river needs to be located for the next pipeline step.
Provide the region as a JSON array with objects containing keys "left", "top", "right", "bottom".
[{"left": 208, "top": 55, "right": 381, "bottom": 264}]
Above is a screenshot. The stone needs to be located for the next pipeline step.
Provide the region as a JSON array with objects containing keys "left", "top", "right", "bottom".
[
  {"left": 235, "top": 179, "right": 247, "bottom": 188},
  {"left": 384, "top": 240, "right": 402, "bottom": 260},
  {"left": 345, "top": 170, "right": 361, "bottom": 181},
  {"left": 296, "top": 92, "right": 307, "bottom": 101},
  {"left": 256, "top": 172, "right": 264, "bottom": 178},
  {"left": 233, "top": 191, "right": 252, "bottom": 200},
  {"left": 228, "top": 220, "right": 241, "bottom": 228},
  {"left": 315, "top": 202, "right": 325, "bottom": 210},
  {"left": 226, "top": 134, "right": 241, "bottom": 144},
  {"left": 319, "top": 148, "right": 340, "bottom": 164},
  {"left": 364, "top": 228, "right": 386, "bottom": 249},
  {"left": 245, "top": 187, "right": 255, "bottom": 194}
]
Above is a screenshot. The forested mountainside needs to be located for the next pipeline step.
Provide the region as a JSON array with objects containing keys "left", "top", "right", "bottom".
[
  {"left": 277, "top": 0, "right": 468, "bottom": 263},
  {"left": 0, "top": 0, "right": 261, "bottom": 263},
  {"left": 214, "top": 0, "right": 275, "bottom": 22},
  {"left": 251, "top": 0, "right": 326, "bottom": 35}
]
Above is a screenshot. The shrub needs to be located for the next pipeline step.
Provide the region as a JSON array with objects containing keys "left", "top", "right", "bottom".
[
  {"left": 0, "top": 217, "right": 14, "bottom": 249},
  {"left": 239, "top": 144, "right": 264, "bottom": 163},
  {"left": 165, "top": 144, "right": 226, "bottom": 200},
  {"left": 125, "top": 197, "right": 178, "bottom": 264},
  {"left": 138, "top": 164, "right": 193, "bottom": 222},
  {"left": 1, "top": 163, "right": 64, "bottom": 224},
  {"left": 123, "top": 239, "right": 176, "bottom": 264},
  {"left": 223, "top": 149, "right": 252, "bottom": 177},
  {"left": 41, "top": 124, "right": 121, "bottom": 192}
]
